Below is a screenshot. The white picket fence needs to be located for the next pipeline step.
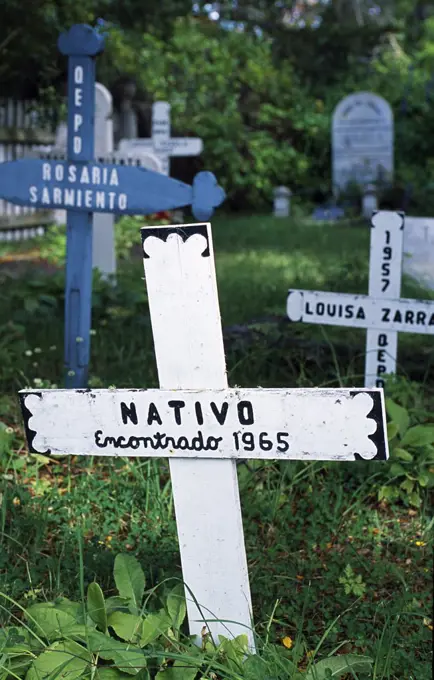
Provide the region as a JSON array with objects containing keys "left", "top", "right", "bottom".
[{"left": 0, "top": 98, "right": 55, "bottom": 242}]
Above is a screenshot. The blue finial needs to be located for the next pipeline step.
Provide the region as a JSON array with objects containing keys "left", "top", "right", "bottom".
[
  {"left": 191, "top": 172, "right": 226, "bottom": 221},
  {"left": 58, "top": 24, "right": 105, "bottom": 57}
]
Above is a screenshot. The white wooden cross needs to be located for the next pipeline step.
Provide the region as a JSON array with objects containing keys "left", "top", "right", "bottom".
[
  {"left": 118, "top": 101, "right": 203, "bottom": 176},
  {"left": 287, "top": 211, "right": 434, "bottom": 388},
  {"left": 32, "top": 83, "right": 162, "bottom": 281},
  {"left": 19, "top": 221, "right": 389, "bottom": 650}
]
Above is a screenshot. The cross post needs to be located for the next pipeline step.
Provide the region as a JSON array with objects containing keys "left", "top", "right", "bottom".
[
  {"left": 287, "top": 211, "right": 434, "bottom": 387},
  {"left": 19, "top": 221, "right": 389, "bottom": 651}
]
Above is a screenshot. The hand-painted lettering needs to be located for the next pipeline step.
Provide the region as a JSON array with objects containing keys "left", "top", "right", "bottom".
[
  {"left": 147, "top": 403, "right": 162, "bottom": 426},
  {"left": 210, "top": 402, "right": 229, "bottom": 425},
  {"left": 382, "top": 308, "right": 390, "bottom": 322},
  {"left": 95, "top": 429, "right": 223, "bottom": 452},
  {"left": 168, "top": 400, "right": 186, "bottom": 425},
  {"left": 195, "top": 402, "right": 204, "bottom": 425},
  {"left": 237, "top": 401, "right": 254, "bottom": 425},
  {"left": 121, "top": 401, "right": 138, "bottom": 425},
  {"left": 305, "top": 302, "right": 365, "bottom": 321},
  {"left": 233, "top": 431, "right": 289, "bottom": 453}
]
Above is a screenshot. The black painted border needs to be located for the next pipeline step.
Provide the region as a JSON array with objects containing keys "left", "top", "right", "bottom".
[
  {"left": 371, "top": 210, "right": 405, "bottom": 230},
  {"left": 141, "top": 224, "right": 210, "bottom": 258},
  {"left": 18, "top": 391, "right": 51, "bottom": 455},
  {"left": 350, "top": 389, "right": 388, "bottom": 461}
]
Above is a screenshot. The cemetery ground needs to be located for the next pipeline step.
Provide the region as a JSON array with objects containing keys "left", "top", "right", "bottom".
[{"left": 0, "top": 212, "right": 433, "bottom": 679}]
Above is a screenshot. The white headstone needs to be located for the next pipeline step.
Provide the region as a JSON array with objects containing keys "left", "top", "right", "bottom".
[
  {"left": 93, "top": 83, "right": 116, "bottom": 281},
  {"left": 362, "top": 183, "right": 378, "bottom": 219},
  {"left": 403, "top": 217, "right": 434, "bottom": 291},
  {"left": 273, "top": 186, "right": 291, "bottom": 217},
  {"left": 19, "top": 221, "right": 389, "bottom": 651},
  {"left": 287, "top": 211, "right": 434, "bottom": 387},
  {"left": 332, "top": 92, "right": 394, "bottom": 194}
]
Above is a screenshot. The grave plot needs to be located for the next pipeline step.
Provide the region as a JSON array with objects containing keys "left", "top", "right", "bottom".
[
  {"left": 32, "top": 82, "right": 163, "bottom": 280},
  {"left": 0, "top": 24, "right": 225, "bottom": 390},
  {"left": 287, "top": 211, "right": 434, "bottom": 387},
  {"left": 332, "top": 92, "right": 394, "bottom": 194},
  {"left": 20, "top": 220, "right": 388, "bottom": 649}
]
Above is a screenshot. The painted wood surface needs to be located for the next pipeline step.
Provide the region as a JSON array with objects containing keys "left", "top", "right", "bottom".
[
  {"left": 0, "top": 25, "right": 225, "bottom": 389},
  {"left": 0, "top": 158, "right": 224, "bottom": 218},
  {"left": 119, "top": 101, "right": 203, "bottom": 176},
  {"left": 141, "top": 222, "right": 254, "bottom": 648},
  {"left": 332, "top": 92, "right": 393, "bottom": 192},
  {"left": 18, "top": 219, "right": 390, "bottom": 648},
  {"left": 19, "top": 386, "right": 388, "bottom": 461},
  {"left": 365, "top": 211, "right": 404, "bottom": 387},
  {"left": 287, "top": 288, "right": 434, "bottom": 335},
  {"left": 59, "top": 24, "right": 103, "bottom": 390}
]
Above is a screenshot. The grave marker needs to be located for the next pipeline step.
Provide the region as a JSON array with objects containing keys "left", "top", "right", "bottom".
[
  {"left": 332, "top": 92, "right": 393, "bottom": 194},
  {"left": 0, "top": 24, "right": 225, "bottom": 389},
  {"left": 118, "top": 101, "right": 203, "bottom": 176},
  {"left": 34, "top": 82, "right": 163, "bottom": 280},
  {"left": 403, "top": 216, "right": 434, "bottom": 291},
  {"left": 287, "top": 211, "right": 434, "bottom": 387},
  {"left": 20, "top": 221, "right": 389, "bottom": 650}
]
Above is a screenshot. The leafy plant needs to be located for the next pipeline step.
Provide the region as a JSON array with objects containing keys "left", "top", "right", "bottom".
[
  {"left": 379, "top": 387, "right": 434, "bottom": 507},
  {"left": 0, "top": 553, "right": 375, "bottom": 680},
  {"left": 338, "top": 565, "right": 366, "bottom": 598}
]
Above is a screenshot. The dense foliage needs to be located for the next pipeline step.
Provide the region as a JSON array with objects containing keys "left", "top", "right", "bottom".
[{"left": 2, "top": 1, "right": 434, "bottom": 208}]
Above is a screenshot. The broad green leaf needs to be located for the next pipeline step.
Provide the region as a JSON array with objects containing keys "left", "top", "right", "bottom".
[
  {"left": 25, "top": 604, "right": 77, "bottom": 640},
  {"left": 418, "top": 473, "right": 429, "bottom": 487},
  {"left": 392, "top": 448, "right": 413, "bottom": 462},
  {"left": 0, "top": 627, "right": 30, "bottom": 647},
  {"left": 0, "top": 643, "right": 34, "bottom": 655},
  {"left": 52, "top": 599, "right": 82, "bottom": 623},
  {"left": 400, "top": 479, "right": 414, "bottom": 493},
  {"left": 86, "top": 630, "right": 145, "bottom": 675},
  {"left": 305, "top": 654, "right": 373, "bottom": 680},
  {"left": 155, "top": 661, "right": 198, "bottom": 680},
  {"left": 105, "top": 597, "right": 131, "bottom": 615},
  {"left": 95, "top": 669, "right": 138, "bottom": 680},
  {"left": 166, "top": 584, "right": 186, "bottom": 632},
  {"left": 25, "top": 640, "right": 91, "bottom": 680},
  {"left": 217, "top": 634, "right": 249, "bottom": 668},
  {"left": 140, "top": 611, "right": 171, "bottom": 647},
  {"left": 378, "top": 485, "right": 398, "bottom": 501},
  {"left": 87, "top": 583, "right": 107, "bottom": 633},
  {"left": 387, "top": 422, "right": 399, "bottom": 441},
  {"left": 107, "top": 612, "right": 143, "bottom": 643},
  {"left": 409, "top": 491, "right": 421, "bottom": 507},
  {"left": 113, "top": 555, "right": 145, "bottom": 614},
  {"left": 389, "top": 462, "right": 406, "bottom": 477},
  {"left": 386, "top": 399, "right": 410, "bottom": 436},
  {"left": 401, "top": 425, "right": 434, "bottom": 449}
]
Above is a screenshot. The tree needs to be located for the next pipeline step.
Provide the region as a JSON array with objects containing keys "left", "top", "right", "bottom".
[{"left": 0, "top": 0, "right": 191, "bottom": 98}]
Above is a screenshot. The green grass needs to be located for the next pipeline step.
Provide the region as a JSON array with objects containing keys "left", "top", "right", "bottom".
[{"left": 0, "top": 213, "right": 433, "bottom": 678}]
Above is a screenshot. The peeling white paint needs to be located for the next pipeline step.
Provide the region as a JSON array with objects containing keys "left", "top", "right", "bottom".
[{"left": 20, "top": 387, "right": 388, "bottom": 461}]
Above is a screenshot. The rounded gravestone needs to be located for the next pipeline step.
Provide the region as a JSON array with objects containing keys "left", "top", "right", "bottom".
[
  {"left": 332, "top": 92, "right": 393, "bottom": 194},
  {"left": 94, "top": 82, "right": 113, "bottom": 156}
]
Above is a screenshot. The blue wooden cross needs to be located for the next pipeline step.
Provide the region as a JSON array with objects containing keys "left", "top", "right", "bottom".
[{"left": 0, "top": 25, "right": 225, "bottom": 388}]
